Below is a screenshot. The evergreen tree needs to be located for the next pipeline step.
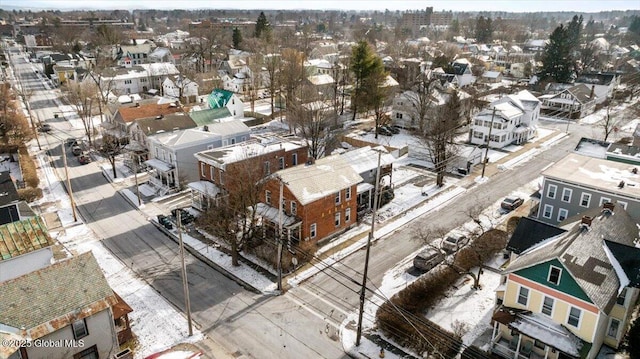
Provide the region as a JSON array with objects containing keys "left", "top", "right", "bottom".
[
  {"left": 255, "top": 11, "right": 271, "bottom": 40},
  {"left": 349, "top": 40, "right": 386, "bottom": 122},
  {"left": 232, "top": 27, "right": 243, "bottom": 49},
  {"left": 475, "top": 16, "right": 493, "bottom": 43},
  {"left": 539, "top": 24, "right": 573, "bottom": 83}
]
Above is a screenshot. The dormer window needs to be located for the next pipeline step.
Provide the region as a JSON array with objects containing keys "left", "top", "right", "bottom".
[{"left": 548, "top": 266, "right": 562, "bottom": 285}]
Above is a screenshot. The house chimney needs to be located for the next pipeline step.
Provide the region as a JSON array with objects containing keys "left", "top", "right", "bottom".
[
  {"left": 603, "top": 202, "right": 615, "bottom": 213},
  {"left": 632, "top": 167, "right": 638, "bottom": 174},
  {"left": 618, "top": 180, "right": 625, "bottom": 188},
  {"left": 590, "top": 85, "right": 595, "bottom": 99},
  {"left": 155, "top": 114, "right": 163, "bottom": 120},
  {"left": 581, "top": 215, "right": 593, "bottom": 227},
  {"left": 135, "top": 102, "right": 140, "bottom": 107},
  {"left": 203, "top": 125, "right": 208, "bottom": 132}
]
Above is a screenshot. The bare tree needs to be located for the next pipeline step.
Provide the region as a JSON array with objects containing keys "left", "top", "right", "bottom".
[
  {"left": 405, "top": 71, "right": 439, "bottom": 132},
  {"left": 98, "top": 134, "right": 126, "bottom": 179},
  {"left": 418, "top": 90, "right": 464, "bottom": 187},
  {"left": 197, "top": 156, "right": 266, "bottom": 266},
  {"left": 66, "top": 81, "right": 99, "bottom": 146},
  {"left": 288, "top": 84, "right": 341, "bottom": 159},
  {"left": 279, "top": 48, "right": 307, "bottom": 130}
]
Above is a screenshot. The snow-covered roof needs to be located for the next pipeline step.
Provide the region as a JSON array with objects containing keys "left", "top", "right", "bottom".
[
  {"left": 195, "top": 136, "right": 305, "bottom": 169},
  {"left": 279, "top": 155, "right": 363, "bottom": 205},
  {"left": 305, "top": 58, "right": 332, "bottom": 69},
  {"left": 493, "top": 102, "right": 523, "bottom": 119},
  {"left": 510, "top": 312, "right": 584, "bottom": 357},
  {"left": 482, "top": 71, "right": 501, "bottom": 78},
  {"left": 515, "top": 90, "right": 540, "bottom": 103},
  {"left": 150, "top": 128, "right": 221, "bottom": 149},
  {"left": 139, "top": 63, "right": 180, "bottom": 76},
  {"left": 338, "top": 146, "right": 395, "bottom": 175},
  {"left": 145, "top": 158, "right": 174, "bottom": 172},
  {"left": 255, "top": 203, "right": 299, "bottom": 226},
  {"left": 307, "top": 74, "right": 334, "bottom": 86},
  {"left": 187, "top": 181, "right": 220, "bottom": 196}
]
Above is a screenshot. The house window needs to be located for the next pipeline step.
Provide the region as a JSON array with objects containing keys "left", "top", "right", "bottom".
[
  {"left": 292, "top": 153, "right": 298, "bottom": 166},
  {"left": 201, "top": 163, "right": 206, "bottom": 177},
  {"left": 72, "top": 319, "right": 88, "bottom": 339},
  {"left": 618, "top": 201, "right": 628, "bottom": 209},
  {"left": 73, "top": 345, "right": 98, "bottom": 359},
  {"left": 291, "top": 201, "right": 297, "bottom": 215},
  {"left": 279, "top": 157, "right": 285, "bottom": 170},
  {"left": 599, "top": 197, "right": 611, "bottom": 206},
  {"left": 568, "top": 307, "right": 581, "bottom": 327},
  {"left": 542, "top": 204, "right": 553, "bottom": 219},
  {"left": 265, "top": 190, "right": 271, "bottom": 204},
  {"left": 557, "top": 208, "right": 568, "bottom": 222},
  {"left": 335, "top": 191, "right": 341, "bottom": 204},
  {"left": 517, "top": 287, "right": 529, "bottom": 306},
  {"left": 617, "top": 288, "right": 627, "bottom": 306},
  {"left": 580, "top": 193, "right": 591, "bottom": 207},
  {"left": 345, "top": 208, "right": 351, "bottom": 223},
  {"left": 547, "top": 184, "right": 557, "bottom": 199},
  {"left": 561, "top": 188, "right": 572, "bottom": 202},
  {"left": 310, "top": 223, "right": 317, "bottom": 238},
  {"left": 548, "top": 266, "right": 562, "bottom": 285},
  {"left": 395, "top": 112, "right": 403, "bottom": 119},
  {"left": 607, "top": 319, "right": 621, "bottom": 339},
  {"left": 473, "top": 131, "right": 484, "bottom": 139},
  {"left": 231, "top": 138, "right": 236, "bottom": 144},
  {"left": 124, "top": 79, "right": 132, "bottom": 84},
  {"left": 264, "top": 161, "right": 271, "bottom": 175},
  {"left": 219, "top": 170, "right": 224, "bottom": 185},
  {"left": 541, "top": 296, "right": 554, "bottom": 316},
  {"left": 346, "top": 186, "right": 352, "bottom": 200},
  {"left": 335, "top": 212, "right": 341, "bottom": 227},
  {"left": 210, "top": 167, "right": 214, "bottom": 181}
]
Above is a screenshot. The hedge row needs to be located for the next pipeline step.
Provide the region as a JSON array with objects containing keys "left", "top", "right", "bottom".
[{"left": 376, "top": 229, "right": 508, "bottom": 357}]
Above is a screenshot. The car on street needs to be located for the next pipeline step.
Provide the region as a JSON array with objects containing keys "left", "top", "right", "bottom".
[
  {"left": 413, "top": 247, "right": 444, "bottom": 271},
  {"left": 78, "top": 154, "right": 91, "bottom": 165},
  {"left": 38, "top": 123, "right": 51, "bottom": 132},
  {"left": 501, "top": 196, "right": 524, "bottom": 211},
  {"left": 442, "top": 232, "right": 469, "bottom": 253}
]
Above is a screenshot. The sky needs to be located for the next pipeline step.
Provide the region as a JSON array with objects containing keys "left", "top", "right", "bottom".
[{"left": 3, "top": 0, "right": 639, "bottom": 13}]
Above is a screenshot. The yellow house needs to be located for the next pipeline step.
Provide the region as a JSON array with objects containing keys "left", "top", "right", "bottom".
[
  {"left": 490, "top": 203, "right": 640, "bottom": 359},
  {"left": 52, "top": 64, "right": 75, "bottom": 85}
]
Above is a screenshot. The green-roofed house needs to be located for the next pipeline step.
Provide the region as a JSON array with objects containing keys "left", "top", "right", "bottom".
[
  {"left": 189, "top": 107, "right": 233, "bottom": 127},
  {"left": 0, "top": 216, "right": 55, "bottom": 282},
  {"left": 0, "top": 252, "right": 120, "bottom": 359},
  {"left": 490, "top": 202, "right": 640, "bottom": 359},
  {"left": 207, "top": 89, "right": 244, "bottom": 118}
]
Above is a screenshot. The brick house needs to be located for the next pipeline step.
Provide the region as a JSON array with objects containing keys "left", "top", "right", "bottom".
[
  {"left": 192, "top": 134, "right": 308, "bottom": 211},
  {"left": 257, "top": 155, "right": 363, "bottom": 247}
]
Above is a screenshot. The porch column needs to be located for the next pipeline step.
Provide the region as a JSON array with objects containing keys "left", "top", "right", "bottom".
[
  {"left": 514, "top": 335, "right": 522, "bottom": 359},
  {"left": 544, "top": 345, "right": 549, "bottom": 359},
  {"left": 491, "top": 320, "right": 498, "bottom": 343}
]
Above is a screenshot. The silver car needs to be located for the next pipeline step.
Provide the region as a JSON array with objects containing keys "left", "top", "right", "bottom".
[{"left": 413, "top": 248, "right": 444, "bottom": 271}]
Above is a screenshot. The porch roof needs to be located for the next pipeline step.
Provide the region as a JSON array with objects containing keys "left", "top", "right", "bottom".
[
  {"left": 187, "top": 181, "right": 220, "bottom": 197},
  {"left": 144, "top": 158, "right": 173, "bottom": 173},
  {"left": 494, "top": 307, "right": 586, "bottom": 357},
  {"left": 255, "top": 203, "right": 299, "bottom": 227},
  {"left": 357, "top": 182, "right": 374, "bottom": 193}
]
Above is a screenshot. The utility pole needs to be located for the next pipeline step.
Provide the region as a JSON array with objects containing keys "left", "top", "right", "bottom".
[
  {"left": 566, "top": 98, "right": 576, "bottom": 134},
  {"left": 481, "top": 107, "right": 497, "bottom": 179},
  {"left": 176, "top": 210, "right": 193, "bottom": 336},
  {"left": 134, "top": 159, "right": 142, "bottom": 206},
  {"left": 61, "top": 142, "right": 77, "bottom": 222},
  {"left": 276, "top": 175, "right": 284, "bottom": 292},
  {"left": 356, "top": 150, "right": 382, "bottom": 346}
]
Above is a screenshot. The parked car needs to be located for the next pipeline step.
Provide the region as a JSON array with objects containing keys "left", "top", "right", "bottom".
[
  {"left": 383, "top": 125, "right": 400, "bottom": 134},
  {"left": 442, "top": 232, "right": 469, "bottom": 253},
  {"left": 38, "top": 123, "right": 51, "bottom": 132},
  {"left": 501, "top": 196, "right": 524, "bottom": 211},
  {"left": 71, "top": 146, "right": 82, "bottom": 156},
  {"left": 413, "top": 248, "right": 444, "bottom": 271},
  {"left": 78, "top": 154, "right": 91, "bottom": 165},
  {"left": 377, "top": 126, "right": 393, "bottom": 136}
]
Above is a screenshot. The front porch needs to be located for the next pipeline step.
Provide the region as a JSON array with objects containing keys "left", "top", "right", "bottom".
[
  {"left": 254, "top": 203, "right": 302, "bottom": 248},
  {"left": 187, "top": 181, "right": 221, "bottom": 211},
  {"left": 145, "top": 158, "right": 178, "bottom": 196},
  {"left": 490, "top": 306, "right": 590, "bottom": 359}
]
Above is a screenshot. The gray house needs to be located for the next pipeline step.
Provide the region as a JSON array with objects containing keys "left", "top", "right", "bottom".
[
  {"left": 0, "top": 252, "right": 119, "bottom": 359},
  {"left": 146, "top": 119, "right": 251, "bottom": 194},
  {"left": 537, "top": 153, "right": 640, "bottom": 224}
]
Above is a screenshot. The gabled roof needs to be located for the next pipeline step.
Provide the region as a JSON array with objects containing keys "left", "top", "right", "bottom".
[
  {"left": 551, "top": 84, "right": 595, "bottom": 104},
  {"left": 278, "top": 155, "right": 363, "bottom": 206},
  {"left": 575, "top": 72, "right": 616, "bottom": 86},
  {"left": 0, "top": 216, "right": 53, "bottom": 260},
  {"left": 0, "top": 252, "right": 117, "bottom": 339},
  {"left": 134, "top": 112, "right": 197, "bottom": 136},
  {"left": 208, "top": 89, "right": 235, "bottom": 109},
  {"left": 507, "top": 217, "right": 566, "bottom": 254},
  {"left": 114, "top": 102, "right": 183, "bottom": 123},
  {"left": 603, "top": 239, "right": 640, "bottom": 287},
  {"left": 151, "top": 128, "right": 221, "bottom": 148},
  {"left": 507, "top": 203, "right": 640, "bottom": 313}
]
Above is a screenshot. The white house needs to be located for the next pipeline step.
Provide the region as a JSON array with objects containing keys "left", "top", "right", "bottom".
[
  {"left": 95, "top": 62, "right": 180, "bottom": 96},
  {"left": 469, "top": 90, "right": 541, "bottom": 149},
  {"left": 162, "top": 75, "right": 199, "bottom": 103}
]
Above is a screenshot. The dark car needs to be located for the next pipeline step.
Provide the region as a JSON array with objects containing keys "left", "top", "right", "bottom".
[
  {"left": 38, "top": 123, "right": 51, "bottom": 132},
  {"left": 383, "top": 125, "right": 400, "bottom": 134},
  {"left": 78, "top": 154, "right": 92, "bottom": 165},
  {"left": 501, "top": 196, "right": 524, "bottom": 211},
  {"left": 377, "top": 126, "right": 393, "bottom": 136}
]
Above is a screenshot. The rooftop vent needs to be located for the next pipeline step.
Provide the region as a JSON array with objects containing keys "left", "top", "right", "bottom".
[
  {"left": 633, "top": 168, "right": 638, "bottom": 174},
  {"left": 619, "top": 181, "right": 625, "bottom": 188}
]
